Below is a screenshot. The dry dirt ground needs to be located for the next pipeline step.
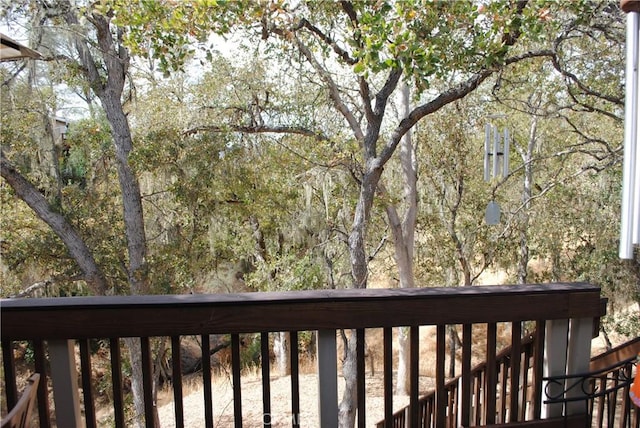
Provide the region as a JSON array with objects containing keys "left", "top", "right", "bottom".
[
  {"left": 153, "top": 325, "right": 497, "bottom": 428},
  {"left": 153, "top": 325, "right": 624, "bottom": 428},
  {"left": 155, "top": 369, "right": 434, "bottom": 428}
]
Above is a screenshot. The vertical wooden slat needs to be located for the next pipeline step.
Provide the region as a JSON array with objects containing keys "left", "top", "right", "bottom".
[
  {"left": 410, "top": 326, "right": 419, "bottom": 427},
  {"left": 486, "top": 323, "right": 497, "bottom": 424},
  {"left": 474, "top": 371, "right": 483, "bottom": 425},
  {"left": 231, "top": 334, "right": 243, "bottom": 428},
  {"left": 448, "top": 381, "right": 457, "bottom": 428},
  {"left": 521, "top": 338, "right": 532, "bottom": 421},
  {"left": 33, "top": 340, "right": 51, "bottom": 428},
  {"left": 260, "top": 332, "right": 271, "bottom": 428},
  {"left": 49, "top": 340, "right": 82, "bottom": 426},
  {"left": 609, "top": 369, "right": 620, "bottom": 426},
  {"left": 509, "top": 322, "right": 522, "bottom": 422},
  {"left": 596, "top": 376, "right": 605, "bottom": 427},
  {"left": 2, "top": 340, "right": 18, "bottom": 411},
  {"left": 383, "top": 327, "right": 393, "bottom": 428},
  {"left": 500, "top": 360, "right": 509, "bottom": 423},
  {"left": 110, "top": 338, "right": 125, "bottom": 428},
  {"left": 461, "top": 324, "right": 472, "bottom": 427},
  {"left": 201, "top": 335, "right": 213, "bottom": 428},
  {"left": 424, "top": 396, "right": 433, "bottom": 428},
  {"left": 356, "top": 328, "right": 366, "bottom": 428},
  {"left": 317, "top": 330, "right": 338, "bottom": 427},
  {"left": 290, "top": 331, "right": 300, "bottom": 428},
  {"left": 532, "top": 321, "right": 545, "bottom": 420},
  {"left": 80, "top": 339, "right": 97, "bottom": 428},
  {"left": 621, "top": 365, "right": 631, "bottom": 428},
  {"left": 436, "top": 324, "right": 446, "bottom": 427},
  {"left": 140, "top": 337, "right": 156, "bottom": 428},
  {"left": 171, "top": 336, "right": 184, "bottom": 428}
]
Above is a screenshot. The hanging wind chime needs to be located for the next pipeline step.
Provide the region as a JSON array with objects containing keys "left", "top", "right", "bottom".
[
  {"left": 620, "top": 0, "right": 640, "bottom": 259},
  {"left": 483, "top": 120, "right": 510, "bottom": 225}
]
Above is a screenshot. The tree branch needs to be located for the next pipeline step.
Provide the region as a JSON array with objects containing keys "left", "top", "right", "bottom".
[
  {"left": 183, "top": 124, "right": 329, "bottom": 141},
  {"left": 1, "top": 152, "right": 107, "bottom": 295},
  {"left": 294, "top": 35, "right": 365, "bottom": 142},
  {"left": 298, "top": 18, "right": 356, "bottom": 65}
]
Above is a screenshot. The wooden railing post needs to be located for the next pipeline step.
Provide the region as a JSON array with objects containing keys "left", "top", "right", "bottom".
[
  {"left": 317, "top": 329, "right": 338, "bottom": 428},
  {"left": 565, "top": 317, "right": 593, "bottom": 415},
  {"left": 49, "top": 339, "right": 82, "bottom": 428},
  {"left": 542, "top": 319, "right": 569, "bottom": 419},
  {"left": 542, "top": 317, "right": 593, "bottom": 419}
]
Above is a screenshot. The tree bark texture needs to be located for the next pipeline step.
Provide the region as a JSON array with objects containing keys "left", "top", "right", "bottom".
[
  {"left": 274, "top": 331, "right": 291, "bottom": 376},
  {"left": 1, "top": 153, "right": 107, "bottom": 295},
  {"left": 63, "top": 4, "right": 150, "bottom": 424},
  {"left": 389, "top": 83, "right": 418, "bottom": 395},
  {"left": 65, "top": 7, "right": 148, "bottom": 295}
]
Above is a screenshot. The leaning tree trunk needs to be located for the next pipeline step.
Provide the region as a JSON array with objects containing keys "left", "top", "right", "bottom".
[
  {"left": 0, "top": 153, "right": 108, "bottom": 295},
  {"left": 387, "top": 82, "right": 418, "bottom": 396},
  {"left": 64, "top": 6, "right": 150, "bottom": 426}
]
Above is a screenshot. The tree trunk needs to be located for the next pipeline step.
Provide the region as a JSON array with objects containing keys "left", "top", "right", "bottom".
[
  {"left": 123, "top": 338, "right": 147, "bottom": 427},
  {"left": 338, "top": 330, "right": 358, "bottom": 428},
  {"left": 396, "top": 327, "right": 410, "bottom": 395},
  {"left": 0, "top": 153, "right": 108, "bottom": 295},
  {"left": 388, "top": 83, "right": 418, "bottom": 396},
  {"left": 101, "top": 96, "right": 148, "bottom": 295},
  {"left": 64, "top": 6, "right": 150, "bottom": 424},
  {"left": 273, "top": 331, "right": 291, "bottom": 376},
  {"left": 339, "top": 168, "right": 383, "bottom": 428}
]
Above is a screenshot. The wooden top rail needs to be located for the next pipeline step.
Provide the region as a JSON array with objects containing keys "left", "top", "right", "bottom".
[{"left": 1, "top": 282, "right": 601, "bottom": 340}]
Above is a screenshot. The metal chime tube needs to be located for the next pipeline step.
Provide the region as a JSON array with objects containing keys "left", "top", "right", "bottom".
[
  {"left": 493, "top": 125, "right": 500, "bottom": 178},
  {"left": 620, "top": 2, "right": 640, "bottom": 259},
  {"left": 484, "top": 124, "right": 491, "bottom": 182},
  {"left": 503, "top": 127, "right": 510, "bottom": 177}
]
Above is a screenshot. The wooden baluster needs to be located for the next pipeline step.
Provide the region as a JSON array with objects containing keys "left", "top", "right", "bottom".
[
  {"left": 485, "top": 322, "right": 497, "bottom": 425},
  {"left": 317, "top": 329, "right": 338, "bottom": 428},
  {"left": 410, "top": 325, "right": 419, "bottom": 427},
  {"left": 32, "top": 339, "right": 51, "bottom": 427},
  {"left": 2, "top": 339, "right": 18, "bottom": 412},
  {"left": 171, "top": 336, "right": 184, "bottom": 428},
  {"left": 231, "top": 334, "right": 243, "bottom": 428},
  {"left": 109, "top": 338, "right": 125, "bottom": 428},
  {"left": 201, "top": 334, "right": 213, "bottom": 428},
  {"left": 260, "top": 332, "right": 271, "bottom": 428},
  {"left": 49, "top": 339, "right": 82, "bottom": 427},
  {"left": 383, "top": 327, "right": 393, "bottom": 428},
  {"left": 79, "top": 339, "right": 97, "bottom": 428},
  {"left": 474, "top": 370, "right": 483, "bottom": 425},
  {"left": 461, "top": 324, "right": 472, "bottom": 427},
  {"left": 509, "top": 322, "right": 522, "bottom": 422},
  {"left": 436, "top": 324, "right": 446, "bottom": 427},
  {"left": 532, "top": 321, "right": 545, "bottom": 420},
  {"left": 140, "top": 337, "right": 156, "bottom": 428},
  {"left": 290, "top": 331, "right": 300, "bottom": 428},
  {"left": 500, "top": 359, "right": 509, "bottom": 422},
  {"left": 356, "top": 328, "right": 366, "bottom": 428}
]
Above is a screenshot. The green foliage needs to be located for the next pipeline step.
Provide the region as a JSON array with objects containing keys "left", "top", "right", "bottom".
[
  {"left": 108, "top": 0, "right": 563, "bottom": 92},
  {"left": 2, "top": 0, "right": 636, "bottom": 314},
  {"left": 106, "top": 0, "right": 250, "bottom": 73},
  {"left": 240, "top": 334, "right": 262, "bottom": 369}
]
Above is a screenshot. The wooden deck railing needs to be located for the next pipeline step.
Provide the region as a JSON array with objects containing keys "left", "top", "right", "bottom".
[
  {"left": 379, "top": 335, "right": 639, "bottom": 428},
  {"left": 1, "top": 282, "right": 604, "bottom": 427},
  {"left": 376, "top": 334, "right": 539, "bottom": 428}
]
